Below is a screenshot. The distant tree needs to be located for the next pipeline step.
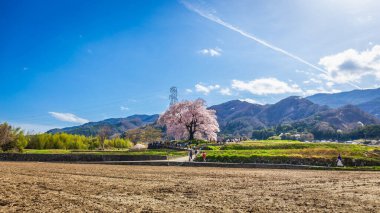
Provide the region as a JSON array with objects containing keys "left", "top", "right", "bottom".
[
  {"left": 124, "top": 126, "right": 162, "bottom": 144},
  {"left": 158, "top": 99, "right": 219, "bottom": 141},
  {"left": 363, "top": 125, "right": 380, "bottom": 139},
  {"left": 141, "top": 126, "right": 162, "bottom": 142},
  {"left": 124, "top": 128, "right": 142, "bottom": 144},
  {"left": 0, "top": 123, "right": 28, "bottom": 152},
  {"left": 104, "top": 137, "right": 132, "bottom": 149},
  {"left": 251, "top": 129, "right": 275, "bottom": 140},
  {"left": 0, "top": 123, "right": 13, "bottom": 150},
  {"left": 98, "top": 126, "right": 112, "bottom": 150}
]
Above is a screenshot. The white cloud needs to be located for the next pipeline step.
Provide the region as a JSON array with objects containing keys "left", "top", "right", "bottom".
[
  {"left": 231, "top": 78, "right": 302, "bottom": 95},
  {"left": 195, "top": 83, "right": 220, "bottom": 95},
  {"left": 318, "top": 45, "right": 380, "bottom": 84},
  {"left": 9, "top": 122, "right": 60, "bottom": 134},
  {"left": 239, "top": 98, "right": 262, "bottom": 104},
  {"left": 303, "top": 78, "right": 322, "bottom": 84},
  {"left": 219, "top": 88, "right": 232, "bottom": 96},
  {"left": 326, "top": 82, "right": 335, "bottom": 88},
  {"left": 120, "top": 106, "right": 129, "bottom": 111},
  {"left": 198, "top": 47, "right": 222, "bottom": 57},
  {"left": 303, "top": 87, "right": 342, "bottom": 96},
  {"left": 48, "top": 112, "right": 89, "bottom": 124},
  {"left": 185, "top": 89, "right": 193, "bottom": 93}
]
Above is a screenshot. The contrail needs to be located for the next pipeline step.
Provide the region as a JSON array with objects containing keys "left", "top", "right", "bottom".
[{"left": 181, "top": 1, "right": 361, "bottom": 89}]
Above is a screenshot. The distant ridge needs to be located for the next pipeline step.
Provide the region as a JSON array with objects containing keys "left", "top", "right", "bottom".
[
  {"left": 47, "top": 88, "right": 380, "bottom": 137},
  {"left": 210, "top": 97, "right": 379, "bottom": 136},
  {"left": 357, "top": 97, "right": 380, "bottom": 118},
  {"left": 47, "top": 114, "right": 159, "bottom": 136}
]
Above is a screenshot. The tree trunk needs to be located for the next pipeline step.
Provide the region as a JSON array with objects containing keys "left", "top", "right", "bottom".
[
  {"left": 188, "top": 132, "right": 194, "bottom": 140},
  {"left": 187, "top": 121, "right": 196, "bottom": 141}
]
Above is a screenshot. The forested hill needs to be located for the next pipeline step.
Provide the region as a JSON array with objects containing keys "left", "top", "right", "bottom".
[
  {"left": 211, "top": 97, "right": 380, "bottom": 137},
  {"left": 47, "top": 95, "right": 380, "bottom": 137},
  {"left": 47, "top": 114, "right": 159, "bottom": 136},
  {"left": 307, "top": 88, "right": 380, "bottom": 118}
]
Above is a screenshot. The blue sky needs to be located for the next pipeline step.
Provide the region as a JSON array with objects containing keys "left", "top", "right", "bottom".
[{"left": 1, "top": 0, "right": 380, "bottom": 132}]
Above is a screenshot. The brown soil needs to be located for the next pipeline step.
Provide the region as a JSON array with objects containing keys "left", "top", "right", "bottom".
[{"left": 0, "top": 162, "right": 379, "bottom": 212}]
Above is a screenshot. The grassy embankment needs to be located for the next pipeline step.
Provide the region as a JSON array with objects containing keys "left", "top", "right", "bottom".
[
  {"left": 195, "top": 140, "right": 380, "bottom": 166},
  {"left": 22, "top": 149, "right": 187, "bottom": 157}
]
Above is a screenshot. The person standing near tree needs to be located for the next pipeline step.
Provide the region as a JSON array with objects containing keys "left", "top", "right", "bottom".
[
  {"left": 202, "top": 151, "right": 207, "bottom": 162},
  {"left": 188, "top": 149, "right": 193, "bottom": 162},
  {"left": 337, "top": 153, "right": 344, "bottom": 167}
]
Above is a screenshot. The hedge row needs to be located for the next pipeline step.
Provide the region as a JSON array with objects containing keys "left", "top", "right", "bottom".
[{"left": 195, "top": 155, "right": 380, "bottom": 167}]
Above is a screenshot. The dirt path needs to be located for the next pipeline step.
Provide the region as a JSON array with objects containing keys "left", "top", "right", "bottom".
[
  {"left": 0, "top": 162, "right": 379, "bottom": 212},
  {"left": 169, "top": 155, "right": 189, "bottom": 162}
]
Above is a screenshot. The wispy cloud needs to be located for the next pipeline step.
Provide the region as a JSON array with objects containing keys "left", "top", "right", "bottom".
[
  {"left": 232, "top": 78, "right": 302, "bottom": 95},
  {"left": 326, "top": 82, "right": 335, "bottom": 88},
  {"left": 219, "top": 87, "right": 232, "bottom": 96},
  {"left": 239, "top": 98, "right": 262, "bottom": 105},
  {"left": 303, "top": 78, "right": 322, "bottom": 84},
  {"left": 48, "top": 112, "right": 89, "bottom": 124},
  {"left": 303, "top": 87, "right": 342, "bottom": 96},
  {"left": 181, "top": 1, "right": 361, "bottom": 89},
  {"left": 195, "top": 83, "right": 220, "bottom": 95},
  {"left": 198, "top": 47, "right": 222, "bottom": 57},
  {"left": 185, "top": 89, "right": 193, "bottom": 93},
  {"left": 120, "top": 106, "right": 130, "bottom": 111},
  {"left": 10, "top": 122, "right": 60, "bottom": 134}
]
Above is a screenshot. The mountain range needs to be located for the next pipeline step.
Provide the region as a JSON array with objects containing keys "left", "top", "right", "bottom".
[
  {"left": 211, "top": 97, "right": 379, "bottom": 136},
  {"left": 47, "top": 114, "right": 159, "bottom": 136},
  {"left": 307, "top": 88, "right": 380, "bottom": 118},
  {"left": 48, "top": 88, "right": 380, "bottom": 137}
]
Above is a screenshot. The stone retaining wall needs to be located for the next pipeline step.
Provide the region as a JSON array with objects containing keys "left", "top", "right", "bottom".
[
  {"left": 79, "top": 161, "right": 379, "bottom": 171},
  {"left": 194, "top": 156, "right": 380, "bottom": 167},
  {"left": 0, "top": 153, "right": 167, "bottom": 162}
]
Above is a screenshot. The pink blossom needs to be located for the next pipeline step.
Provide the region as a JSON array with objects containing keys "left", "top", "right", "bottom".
[{"left": 158, "top": 99, "right": 219, "bottom": 141}]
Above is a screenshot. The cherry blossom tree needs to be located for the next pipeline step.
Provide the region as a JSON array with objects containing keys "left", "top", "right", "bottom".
[{"left": 158, "top": 99, "right": 219, "bottom": 141}]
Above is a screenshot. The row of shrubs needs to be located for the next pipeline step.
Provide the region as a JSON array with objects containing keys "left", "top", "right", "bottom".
[
  {"left": 0, "top": 123, "right": 133, "bottom": 152},
  {"left": 195, "top": 154, "right": 380, "bottom": 167},
  {"left": 198, "top": 140, "right": 380, "bottom": 166},
  {"left": 220, "top": 143, "right": 310, "bottom": 150},
  {"left": 27, "top": 133, "right": 132, "bottom": 150},
  {"left": 219, "top": 141, "right": 371, "bottom": 151}
]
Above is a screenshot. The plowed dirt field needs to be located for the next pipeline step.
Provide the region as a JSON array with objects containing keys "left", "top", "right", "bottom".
[{"left": 0, "top": 162, "right": 379, "bottom": 212}]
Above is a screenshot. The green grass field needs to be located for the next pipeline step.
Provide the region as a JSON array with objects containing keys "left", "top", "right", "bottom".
[
  {"left": 197, "top": 140, "right": 380, "bottom": 166},
  {"left": 7, "top": 140, "right": 380, "bottom": 167},
  {"left": 23, "top": 149, "right": 187, "bottom": 157}
]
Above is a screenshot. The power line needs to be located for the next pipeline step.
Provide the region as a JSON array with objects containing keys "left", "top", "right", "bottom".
[{"left": 169, "top": 86, "right": 178, "bottom": 106}]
